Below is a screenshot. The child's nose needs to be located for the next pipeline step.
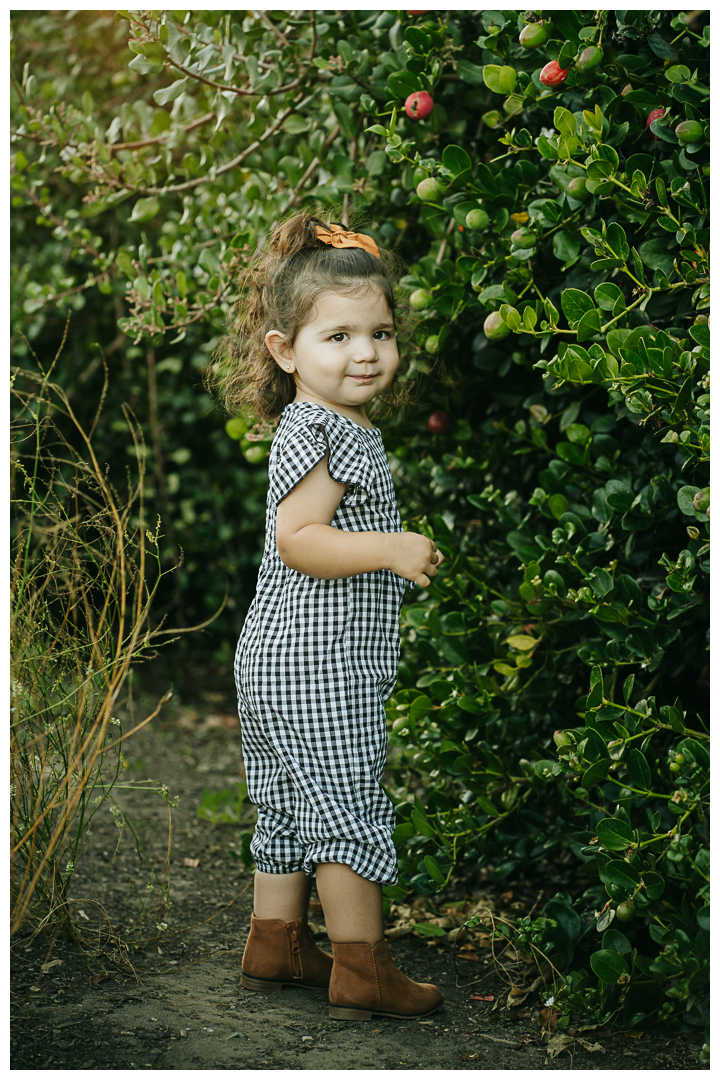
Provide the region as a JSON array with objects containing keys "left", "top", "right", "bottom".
[{"left": 352, "top": 337, "right": 379, "bottom": 362}]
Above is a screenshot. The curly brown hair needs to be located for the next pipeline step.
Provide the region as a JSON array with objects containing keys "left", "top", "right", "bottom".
[{"left": 207, "top": 211, "right": 414, "bottom": 423}]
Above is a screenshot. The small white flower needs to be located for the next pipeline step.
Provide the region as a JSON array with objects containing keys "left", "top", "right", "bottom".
[
  {"left": 156, "top": 921, "right": 168, "bottom": 932},
  {"left": 544, "top": 995, "right": 555, "bottom": 1007},
  {"left": 110, "top": 716, "right": 121, "bottom": 726},
  {"left": 65, "top": 861, "right": 74, "bottom": 874}
]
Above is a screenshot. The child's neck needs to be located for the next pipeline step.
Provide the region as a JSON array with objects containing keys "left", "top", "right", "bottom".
[{"left": 292, "top": 390, "right": 375, "bottom": 429}]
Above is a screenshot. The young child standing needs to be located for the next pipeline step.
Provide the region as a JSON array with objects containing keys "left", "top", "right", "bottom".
[{"left": 213, "top": 213, "right": 444, "bottom": 1021}]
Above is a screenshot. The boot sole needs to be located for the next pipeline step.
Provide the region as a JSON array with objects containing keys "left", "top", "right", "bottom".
[
  {"left": 241, "top": 971, "right": 328, "bottom": 993},
  {"left": 328, "top": 996, "right": 443, "bottom": 1022}
]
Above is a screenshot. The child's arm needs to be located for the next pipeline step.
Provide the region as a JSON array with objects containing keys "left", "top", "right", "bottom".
[{"left": 276, "top": 453, "right": 443, "bottom": 586}]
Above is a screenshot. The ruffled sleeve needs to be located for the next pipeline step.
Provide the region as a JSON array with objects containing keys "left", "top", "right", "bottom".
[{"left": 268, "top": 407, "right": 375, "bottom": 506}]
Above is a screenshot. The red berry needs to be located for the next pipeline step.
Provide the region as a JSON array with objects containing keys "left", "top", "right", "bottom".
[
  {"left": 407, "top": 9, "right": 428, "bottom": 13},
  {"left": 427, "top": 410, "right": 451, "bottom": 434},
  {"left": 646, "top": 107, "right": 666, "bottom": 140},
  {"left": 404, "top": 91, "right": 434, "bottom": 120},
  {"left": 539, "top": 61, "right": 569, "bottom": 88}
]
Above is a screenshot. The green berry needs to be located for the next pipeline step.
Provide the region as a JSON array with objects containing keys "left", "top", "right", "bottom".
[
  {"left": 510, "top": 227, "right": 536, "bottom": 248},
  {"left": 568, "top": 177, "right": 590, "bottom": 201},
  {"left": 416, "top": 177, "right": 445, "bottom": 202},
  {"left": 675, "top": 119, "right": 704, "bottom": 144},
  {"left": 616, "top": 901, "right": 636, "bottom": 923},
  {"left": 424, "top": 334, "right": 440, "bottom": 354},
  {"left": 519, "top": 22, "right": 547, "bottom": 49},
  {"left": 484, "top": 311, "right": 511, "bottom": 340},
  {"left": 410, "top": 288, "right": 433, "bottom": 311},
  {"left": 465, "top": 208, "right": 490, "bottom": 231},
  {"left": 575, "top": 46, "right": 604, "bottom": 74},
  {"left": 243, "top": 444, "right": 267, "bottom": 464}
]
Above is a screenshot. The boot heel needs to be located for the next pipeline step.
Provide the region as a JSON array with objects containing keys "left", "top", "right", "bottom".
[
  {"left": 241, "top": 971, "right": 284, "bottom": 992},
  {"left": 329, "top": 1004, "right": 373, "bottom": 1021}
]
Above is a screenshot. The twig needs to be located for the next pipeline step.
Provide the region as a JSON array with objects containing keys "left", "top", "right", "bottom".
[
  {"left": 109, "top": 112, "right": 215, "bottom": 154},
  {"left": 282, "top": 123, "right": 341, "bottom": 213}
]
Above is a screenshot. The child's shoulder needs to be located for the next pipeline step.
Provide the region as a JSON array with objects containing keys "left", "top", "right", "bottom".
[{"left": 277, "top": 402, "right": 379, "bottom": 443}]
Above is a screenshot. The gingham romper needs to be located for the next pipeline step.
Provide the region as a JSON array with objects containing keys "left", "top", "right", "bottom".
[{"left": 235, "top": 401, "right": 410, "bottom": 884}]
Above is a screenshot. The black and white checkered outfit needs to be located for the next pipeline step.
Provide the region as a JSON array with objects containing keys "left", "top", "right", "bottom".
[{"left": 235, "top": 401, "right": 411, "bottom": 885}]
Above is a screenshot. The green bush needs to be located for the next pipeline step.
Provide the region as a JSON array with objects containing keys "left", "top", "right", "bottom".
[{"left": 365, "top": 8, "right": 709, "bottom": 1036}]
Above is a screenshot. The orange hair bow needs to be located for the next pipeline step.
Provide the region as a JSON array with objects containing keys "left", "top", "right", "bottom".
[{"left": 315, "top": 223, "right": 380, "bottom": 259}]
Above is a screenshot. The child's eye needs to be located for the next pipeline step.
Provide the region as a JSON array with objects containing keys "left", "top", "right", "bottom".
[
  {"left": 374, "top": 330, "right": 392, "bottom": 340},
  {"left": 329, "top": 332, "right": 349, "bottom": 342}
]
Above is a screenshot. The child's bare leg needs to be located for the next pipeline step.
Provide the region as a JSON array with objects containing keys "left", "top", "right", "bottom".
[
  {"left": 253, "top": 869, "right": 312, "bottom": 921},
  {"left": 315, "top": 862, "right": 384, "bottom": 945}
]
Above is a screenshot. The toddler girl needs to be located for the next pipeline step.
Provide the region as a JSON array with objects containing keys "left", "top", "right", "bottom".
[{"left": 214, "top": 213, "right": 444, "bottom": 1021}]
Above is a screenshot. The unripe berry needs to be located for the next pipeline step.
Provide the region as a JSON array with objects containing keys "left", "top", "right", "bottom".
[
  {"left": 575, "top": 45, "right": 604, "bottom": 74},
  {"left": 405, "top": 91, "right": 434, "bottom": 120},
  {"left": 416, "top": 177, "right": 445, "bottom": 202},
  {"left": 511, "top": 227, "right": 536, "bottom": 247},
  {"left": 410, "top": 288, "right": 433, "bottom": 311},
  {"left": 539, "top": 61, "right": 569, "bottom": 88},
  {"left": 519, "top": 22, "right": 547, "bottom": 49},
  {"left": 568, "top": 177, "right": 590, "bottom": 201},
  {"left": 243, "top": 444, "right": 267, "bottom": 464},
  {"left": 615, "top": 901, "right": 636, "bottom": 923},
  {"left": 675, "top": 119, "right": 704, "bottom": 144},
  {"left": 424, "top": 334, "right": 440, "bottom": 354},
  {"left": 465, "top": 208, "right": 490, "bottom": 231},
  {"left": 484, "top": 311, "right": 511, "bottom": 340}
]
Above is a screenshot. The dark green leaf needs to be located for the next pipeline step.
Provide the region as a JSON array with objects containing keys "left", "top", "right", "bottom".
[
  {"left": 442, "top": 144, "right": 472, "bottom": 178},
  {"left": 596, "top": 817, "right": 632, "bottom": 850},
  {"left": 561, "top": 289, "right": 595, "bottom": 324},
  {"left": 591, "top": 948, "right": 628, "bottom": 983},
  {"left": 603, "top": 860, "right": 641, "bottom": 889}
]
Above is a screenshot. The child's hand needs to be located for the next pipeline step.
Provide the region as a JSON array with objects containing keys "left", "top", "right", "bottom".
[{"left": 386, "top": 532, "right": 445, "bottom": 587}]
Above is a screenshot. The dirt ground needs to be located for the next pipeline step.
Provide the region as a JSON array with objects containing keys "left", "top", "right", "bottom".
[{"left": 10, "top": 660, "right": 709, "bottom": 1072}]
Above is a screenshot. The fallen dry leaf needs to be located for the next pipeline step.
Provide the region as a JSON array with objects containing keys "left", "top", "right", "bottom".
[
  {"left": 457, "top": 947, "right": 480, "bottom": 961},
  {"left": 507, "top": 986, "right": 530, "bottom": 1008},
  {"left": 308, "top": 901, "right": 323, "bottom": 912},
  {"left": 88, "top": 975, "right": 108, "bottom": 986},
  {"left": 460, "top": 1053, "right": 479, "bottom": 1061},
  {"left": 371, "top": 1028, "right": 382, "bottom": 1035},
  {"left": 385, "top": 922, "right": 415, "bottom": 938},
  {"left": 471, "top": 995, "right": 494, "bottom": 1002},
  {"left": 538, "top": 1006, "right": 558, "bottom": 1033},
  {"left": 40, "top": 960, "right": 62, "bottom": 973},
  {"left": 578, "top": 1039, "right": 606, "bottom": 1054},
  {"left": 183, "top": 857, "right": 200, "bottom": 868},
  {"left": 545, "top": 1033, "right": 574, "bottom": 1060},
  {"left": 624, "top": 1031, "right": 644, "bottom": 1039}
]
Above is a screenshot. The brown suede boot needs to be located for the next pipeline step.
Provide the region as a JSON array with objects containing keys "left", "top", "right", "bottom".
[
  {"left": 328, "top": 939, "right": 443, "bottom": 1020},
  {"left": 240, "top": 913, "right": 333, "bottom": 992}
]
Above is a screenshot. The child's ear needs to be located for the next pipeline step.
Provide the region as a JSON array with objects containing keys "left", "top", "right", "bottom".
[{"left": 265, "top": 330, "right": 295, "bottom": 373}]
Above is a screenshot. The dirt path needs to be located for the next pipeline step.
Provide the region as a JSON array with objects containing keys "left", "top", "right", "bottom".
[{"left": 11, "top": 675, "right": 708, "bottom": 1071}]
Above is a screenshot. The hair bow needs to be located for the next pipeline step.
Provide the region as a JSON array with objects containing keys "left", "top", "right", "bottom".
[{"left": 315, "top": 223, "right": 380, "bottom": 259}]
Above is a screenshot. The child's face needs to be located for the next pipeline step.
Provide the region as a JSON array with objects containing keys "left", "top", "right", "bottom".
[{"left": 266, "top": 286, "right": 399, "bottom": 420}]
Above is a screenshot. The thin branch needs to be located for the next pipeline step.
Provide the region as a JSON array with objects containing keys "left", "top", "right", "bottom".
[
  {"left": 18, "top": 184, "right": 101, "bottom": 257},
  {"left": 282, "top": 123, "right": 341, "bottom": 213},
  {"left": 259, "top": 10, "right": 291, "bottom": 48},
  {"left": 109, "top": 111, "right": 215, "bottom": 154}
]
